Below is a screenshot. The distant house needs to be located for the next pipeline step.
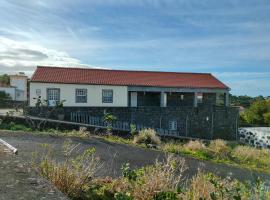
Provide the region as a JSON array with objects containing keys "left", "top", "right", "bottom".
[
  {"left": 29, "top": 66, "right": 238, "bottom": 140},
  {"left": 0, "top": 73, "right": 28, "bottom": 101},
  {"left": 30, "top": 66, "right": 230, "bottom": 107}
]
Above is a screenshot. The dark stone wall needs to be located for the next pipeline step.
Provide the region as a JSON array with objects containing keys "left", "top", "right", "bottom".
[
  {"left": 203, "top": 93, "right": 217, "bottom": 106},
  {"left": 137, "top": 92, "right": 160, "bottom": 107},
  {"left": 167, "top": 92, "right": 194, "bottom": 106},
  {"left": 29, "top": 105, "right": 239, "bottom": 140}
]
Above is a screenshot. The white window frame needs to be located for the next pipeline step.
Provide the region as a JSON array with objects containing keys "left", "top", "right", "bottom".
[
  {"left": 47, "top": 88, "right": 60, "bottom": 106},
  {"left": 180, "top": 94, "right": 184, "bottom": 100},
  {"left": 197, "top": 93, "right": 203, "bottom": 104},
  {"left": 75, "top": 89, "right": 87, "bottom": 103},
  {"left": 102, "top": 89, "right": 113, "bottom": 103},
  {"left": 36, "top": 89, "right": 41, "bottom": 96},
  {"left": 169, "top": 120, "right": 177, "bottom": 131}
]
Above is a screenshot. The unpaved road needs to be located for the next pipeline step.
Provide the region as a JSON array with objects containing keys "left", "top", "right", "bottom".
[
  {"left": 1, "top": 131, "right": 270, "bottom": 184},
  {"left": 0, "top": 144, "right": 67, "bottom": 200}
]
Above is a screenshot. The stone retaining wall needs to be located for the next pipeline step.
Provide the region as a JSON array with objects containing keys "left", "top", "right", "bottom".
[
  {"left": 238, "top": 127, "right": 270, "bottom": 148},
  {"left": 29, "top": 105, "right": 239, "bottom": 140}
]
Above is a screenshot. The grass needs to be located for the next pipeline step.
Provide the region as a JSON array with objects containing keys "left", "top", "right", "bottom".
[
  {"left": 32, "top": 140, "right": 102, "bottom": 199},
  {"left": 133, "top": 128, "right": 161, "bottom": 145}
]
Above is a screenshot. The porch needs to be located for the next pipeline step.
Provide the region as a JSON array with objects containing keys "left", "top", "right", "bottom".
[{"left": 128, "top": 86, "right": 230, "bottom": 107}]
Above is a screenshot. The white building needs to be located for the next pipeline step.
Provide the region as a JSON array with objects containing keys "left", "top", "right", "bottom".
[
  {"left": 29, "top": 66, "right": 230, "bottom": 107},
  {"left": 0, "top": 73, "right": 28, "bottom": 101}
]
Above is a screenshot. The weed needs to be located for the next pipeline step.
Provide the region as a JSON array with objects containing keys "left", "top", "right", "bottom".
[
  {"left": 133, "top": 128, "right": 161, "bottom": 145},
  {"left": 32, "top": 139, "right": 103, "bottom": 199},
  {"left": 208, "top": 139, "right": 231, "bottom": 160}
]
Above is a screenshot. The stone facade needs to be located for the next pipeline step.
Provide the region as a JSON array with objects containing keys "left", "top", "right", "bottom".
[
  {"left": 29, "top": 105, "right": 239, "bottom": 140},
  {"left": 167, "top": 92, "right": 194, "bottom": 106},
  {"left": 238, "top": 128, "right": 270, "bottom": 148}
]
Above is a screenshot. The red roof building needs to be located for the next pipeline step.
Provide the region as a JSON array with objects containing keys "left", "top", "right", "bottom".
[
  {"left": 31, "top": 66, "right": 229, "bottom": 90},
  {"left": 30, "top": 66, "right": 230, "bottom": 108}
]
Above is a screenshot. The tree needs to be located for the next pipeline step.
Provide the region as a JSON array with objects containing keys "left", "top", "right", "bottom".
[
  {"left": 0, "top": 74, "right": 10, "bottom": 85},
  {"left": 263, "top": 113, "right": 270, "bottom": 126},
  {"left": 0, "top": 91, "right": 11, "bottom": 107},
  {"left": 230, "top": 95, "right": 254, "bottom": 107},
  {"left": 242, "top": 99, "right": 270, "bottom": 126}
]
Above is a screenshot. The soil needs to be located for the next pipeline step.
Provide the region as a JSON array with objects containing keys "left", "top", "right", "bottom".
[{"left": 0, "top": 144, "right": 68, "bottom": 200}]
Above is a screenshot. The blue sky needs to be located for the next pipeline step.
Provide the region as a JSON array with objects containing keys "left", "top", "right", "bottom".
[{"left": 0, "top": 0, "right": 270, "bottom": 96}]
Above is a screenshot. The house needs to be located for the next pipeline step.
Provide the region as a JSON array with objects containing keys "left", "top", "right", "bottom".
[
  {"left": 30, "top": 66, "right": 230, "bottom": 107},
  {"left": 0, "top": 73, "right": 28, "bottom": 101},
  {"left": 29, "top": 66, "right": 239, "bottom": 140}
]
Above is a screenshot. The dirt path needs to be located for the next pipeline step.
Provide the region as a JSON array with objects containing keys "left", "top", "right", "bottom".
[
  {"left": 1, "top": 131, "right": 270, "bottom": 184},
  {"left": 0, "top": 144, "right": 68, "bottom": 200}
]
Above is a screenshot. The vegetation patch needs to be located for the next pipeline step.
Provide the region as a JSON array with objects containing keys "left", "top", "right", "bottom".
[
  {"left": 133, "top": 128, "right": 161, "bottom": 146},
  {"left": 33, "top": 141, "right": 270, "bottom": 200},
  {"left": 1, "top": 120, "right": 270, "bottom": 174}
]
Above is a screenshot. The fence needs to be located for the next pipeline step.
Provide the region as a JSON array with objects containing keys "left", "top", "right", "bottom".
[{"left": 70, "top": 112, "right": 185, "bottom": 138}]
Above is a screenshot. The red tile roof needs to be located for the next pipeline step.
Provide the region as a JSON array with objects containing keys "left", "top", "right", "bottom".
[{"left": 31, "top": 66, "right": 229, "bottom": 90}]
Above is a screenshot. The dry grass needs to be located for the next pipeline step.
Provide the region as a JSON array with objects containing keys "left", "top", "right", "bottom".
[
  {"left": 182, "top": 172, "right": 216, "bottom": 200},
  {"left": 233, "top": 145, "right": 270, "bottom": 168},
  {"left": 183, "top": 140, "right": 206, "bottom": 152},
  {"left": 32, "top": 139, "right": 102, "bottom": 199},
  {"left": 133, "top": 128, "right": 161, "bottom": 145},
  {"left": 110, "top": 155, "right": 186, "bottom": 200},
  {"left": 132, "top": 156, "right": 186, "bottom": 200},
  {"left": 208, "top": 139, "right": 231, "bottom": 160}
]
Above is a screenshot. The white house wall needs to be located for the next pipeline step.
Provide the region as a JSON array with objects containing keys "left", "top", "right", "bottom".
[{"left": 30, "top": 83, "right": 128, "bottom": 107}]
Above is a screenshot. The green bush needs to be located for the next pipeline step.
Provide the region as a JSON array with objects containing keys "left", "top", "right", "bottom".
[
  {"left": 114, "top": 192, "right": 133, "bottom": 200},
  {"left": 0, "top": 121, "right": 32, "bottom": 131},
  {"left": 153, "top": 191, "right": 178, "bottom": 200},
  {"left": 133, "top": 128, "right": 161, "bottom": 145}
]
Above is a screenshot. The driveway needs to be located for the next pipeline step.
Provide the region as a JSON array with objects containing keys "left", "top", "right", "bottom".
[
  {"left": 0, "top": 131, "right": 270, "bottom": 183},
  {"left": 0, "top": 144, "right": 68, "bottom": 200}
]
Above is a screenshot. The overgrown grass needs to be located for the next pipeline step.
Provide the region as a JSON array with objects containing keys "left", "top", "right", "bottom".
[
  {"left": 133, "top": 128, "right": 161, "bottom": 146},
  {"left": 32, "top": 139, "right": 102, "bottom": 199},
  {"left": 33, "top": 143, "right": 270, "bottom": 200},
  {"left": 1, "top": 121, "right": 270, "bottom": 174},
  {"left": 162, "top": 139, "right": 270, "bottom": 174}
]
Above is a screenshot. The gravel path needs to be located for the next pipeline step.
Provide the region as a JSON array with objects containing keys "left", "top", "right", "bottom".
[
  {"left": 1, "top": 131, "right": 270, "bottom": 184},
  {"left": 0, "top": 144, "right": 68, "bottom": 200}
]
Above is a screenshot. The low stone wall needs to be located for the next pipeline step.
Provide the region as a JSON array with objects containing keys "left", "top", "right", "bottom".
[
  {"left": 238, "top": 127, "right": 270, "bottom": 148},
  {"left": 29, "top": 105, "right": 239, "bottom": 140}
]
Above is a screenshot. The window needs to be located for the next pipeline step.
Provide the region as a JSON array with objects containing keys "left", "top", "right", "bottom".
[
  {"left": 169, "top": 120, "right": 177, "bottom": 131},
  {"left": 102, "top": 89, "right": 113, "bottom": 103},
  {"left": 76, "top": 89, "right": 87, "bottom": 103},
  {"left": 47, "top": 88, "right": 60, "bottom": 106},
  {"left": 180, "top": 94, "right": 184, "bottom": 100},
  {"left": 36, "top": 89, "right": 41, "bottom": 96},
  {"left": 197, "top": 93, "right": 203, "bottom": 103}
]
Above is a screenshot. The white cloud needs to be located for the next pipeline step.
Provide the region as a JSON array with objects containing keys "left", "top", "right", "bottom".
[{"left": 0, "top": 37, "right": 81, "bottom": 75}]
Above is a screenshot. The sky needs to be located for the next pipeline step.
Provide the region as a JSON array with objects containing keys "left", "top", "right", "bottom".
[{"left": 0, "top": 0, "right": 270, "bottom": 96}]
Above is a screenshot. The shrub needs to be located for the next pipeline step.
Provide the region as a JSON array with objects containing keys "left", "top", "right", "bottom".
[
  {"left": 108, "top": 155, "right": 186, "bottom": 200},
  {"left": 183, "top": 140, "right": 206, "bottom": 152},
  {"left": 208, "top": 139, "right": 231, "bottom": 160},
  {"left": 133, "top": 129, "right": 161, "bottom": 145},
  {"left": 132, "top": 157, "right": 185, "bottom": 200},
  {"left": 32, "top": 139, "right": 102, "bottom": 199},
  {"left": 233, "top": 145, "right": 270, "bottom": 168},
  {"left": 130, "top": 123, "right": 137, "bottom": 136},
  {"left": 162, "top": 142, "right": 183, "bottom": 154},
  {"left": 0, "top": 121, "right": 32, "bottom": 131},
  {"left": 180, "top": 172, "right": 253, "bottom": 200}
]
